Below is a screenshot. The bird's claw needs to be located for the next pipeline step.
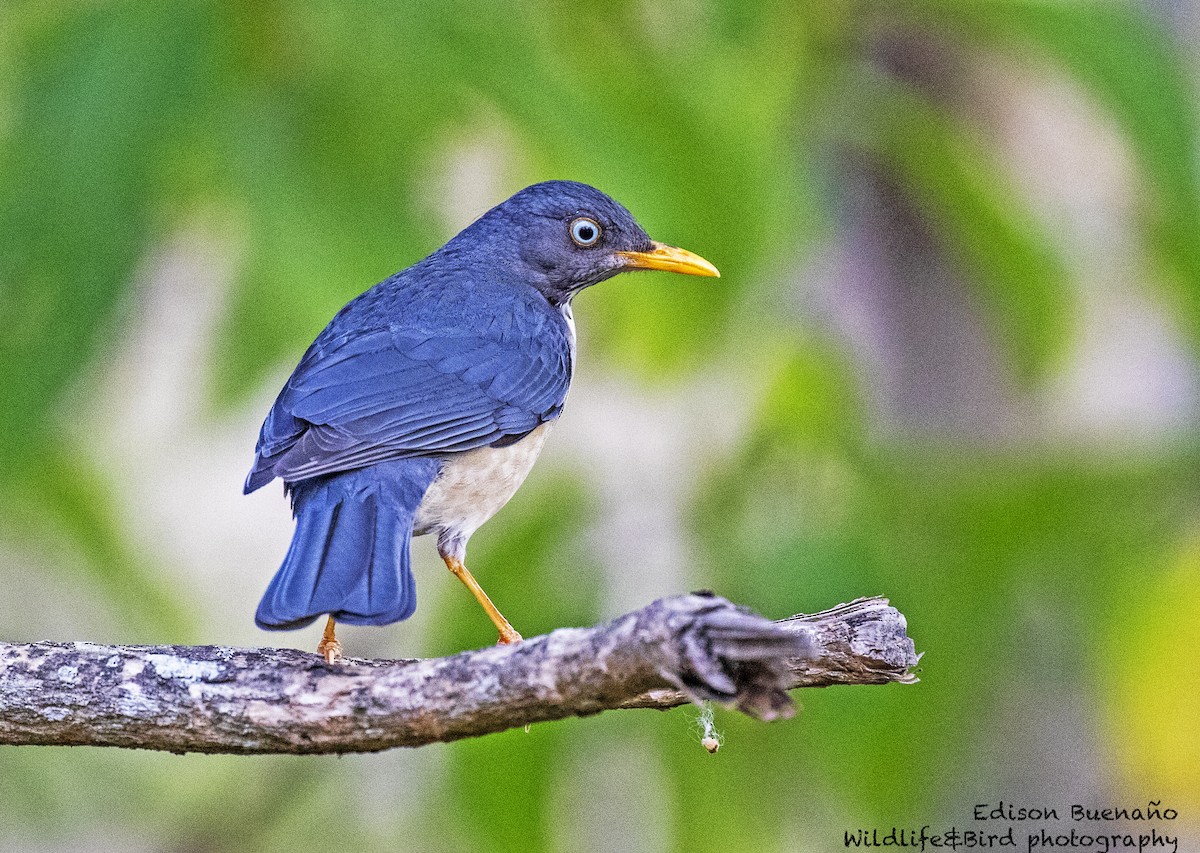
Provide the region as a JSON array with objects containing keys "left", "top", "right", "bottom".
[
  {"left": 316, "top": 615, "right": 344, "bottom": 663},
  {"left": 497, "top": 627, "right": 523, "bottom": 645},
  {"left": 317, "top": 636, "right": 343, "bottom": 664}
]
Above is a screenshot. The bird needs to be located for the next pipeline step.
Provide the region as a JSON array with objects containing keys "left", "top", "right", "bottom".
[{"left": 244, "top": 180, "right": 719, "bottom": 662}]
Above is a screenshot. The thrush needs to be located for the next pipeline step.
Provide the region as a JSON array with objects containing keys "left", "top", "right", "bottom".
[{"left": 244, "top": 181, "right": 719, "bottom": 661}]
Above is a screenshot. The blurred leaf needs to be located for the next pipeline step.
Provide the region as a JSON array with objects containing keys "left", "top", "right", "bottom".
[
  {"left": 850, "top": 81, "right": 1073, "bottom": 383},
  {"left": 754, "top": 343, "right": 866, "bottom": 452},
  {"left": 922, "top": 0, "right": 1200, "bottom": 347},
  {"left": 1106, "top": 536, "right": 1200, "bottom": 812},
  {"left": 1, "top": 442, "right": 194, "bottom": 641},
  {"left": 210, "top": 2, "right": 461, "bottom": 403},
  {"left": 442, "top": 725, "right": 566, "bottom": 853},
  {"left": 0, "top": 3, "right": 226, "bottom": 456},
  {"left": 0, "top": 4, "right": 231, "bottom": 626}
]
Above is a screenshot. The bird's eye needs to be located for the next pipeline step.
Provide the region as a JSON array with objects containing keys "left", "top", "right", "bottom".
[{"left": 569, "top": 217, "right": 602, "bottom": 247}]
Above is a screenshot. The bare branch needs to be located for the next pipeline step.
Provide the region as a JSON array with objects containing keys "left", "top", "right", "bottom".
[{"left": 0, "top": 594, "right": 917, "bottom": 755}]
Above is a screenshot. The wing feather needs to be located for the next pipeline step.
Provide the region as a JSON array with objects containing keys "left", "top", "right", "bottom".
[{"left": 244, "top": 306, "right": 572, "bottom": 492}]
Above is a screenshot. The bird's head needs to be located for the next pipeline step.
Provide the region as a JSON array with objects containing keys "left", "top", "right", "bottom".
[{"left": 448, "top": 180, "right": 719, "bottom": 305}]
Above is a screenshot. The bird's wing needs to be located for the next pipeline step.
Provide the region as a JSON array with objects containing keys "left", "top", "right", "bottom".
[{"left": 244, "top": 319, "right": 571, "bottom": 492}]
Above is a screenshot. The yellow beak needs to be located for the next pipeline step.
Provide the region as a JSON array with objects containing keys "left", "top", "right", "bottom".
[{"left": 617, "top": 241, "right": 720, "bottom": 278}]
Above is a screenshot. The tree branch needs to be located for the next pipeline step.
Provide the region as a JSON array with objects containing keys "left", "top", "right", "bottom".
[{"left": 0, "top": 594, "right": 918, "bottom": 755}]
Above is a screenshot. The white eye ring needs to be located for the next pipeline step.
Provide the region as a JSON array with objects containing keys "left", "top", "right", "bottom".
[{"left": 569, "top": 217, "right": 602, "bottom": 247}]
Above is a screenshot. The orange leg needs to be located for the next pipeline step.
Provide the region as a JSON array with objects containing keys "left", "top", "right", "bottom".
[
  {"left": 442, "top": 555, "right": 522, "bottom": 645},
  {"left": 316, "top": 615, "right": 343, "bottom": 663}
]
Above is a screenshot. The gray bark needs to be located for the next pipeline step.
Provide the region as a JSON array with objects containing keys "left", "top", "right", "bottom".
[{"left": 0, "top": 593, "right": 917, "bottom": 755}]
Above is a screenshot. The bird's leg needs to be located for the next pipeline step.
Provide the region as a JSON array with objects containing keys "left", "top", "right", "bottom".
[
  {"left": 316, "top": 615, "right": 343, "bottom": 663},
  {"left": 442, "top": 555, "right": 523, "bottom": 644}
]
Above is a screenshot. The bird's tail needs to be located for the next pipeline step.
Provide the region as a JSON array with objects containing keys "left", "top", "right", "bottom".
[{"left": 255, "top": 459, "right": 441, "bottom": 630}]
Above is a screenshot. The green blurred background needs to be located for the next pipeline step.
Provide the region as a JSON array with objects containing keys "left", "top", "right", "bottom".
[{"left": 2, "top": 1, "right": 1199, "bottom": 850}]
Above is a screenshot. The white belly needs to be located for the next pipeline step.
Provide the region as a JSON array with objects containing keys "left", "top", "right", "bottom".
[{"left": 413, "top": 422, "right": 552, "bottom": 547}]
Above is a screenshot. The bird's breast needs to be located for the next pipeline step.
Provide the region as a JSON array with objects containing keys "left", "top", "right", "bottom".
[
  {"left": 560, "top": 301, "right": 577, "bottom": 378},
  {"left": 412, "top": 422, "right": 553, "bottom": 544}
]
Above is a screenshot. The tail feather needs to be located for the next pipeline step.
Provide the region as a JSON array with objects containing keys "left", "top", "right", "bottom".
[{"left": 255, "top": 459, "right": 441, "bottom": 630}]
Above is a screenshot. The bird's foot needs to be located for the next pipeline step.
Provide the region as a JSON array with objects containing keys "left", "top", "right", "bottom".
[
  {"left": 443, "top": 554, "right": 523, "bottom": 646},
  {"left": 317, "top": 615, "right": 343, "bottom": 663},
  {"left": 317, "top": 635, "right": 343, "bottom": 664},
  {"left": 497, "top": 626, "right": 523, "bottom": 645}
]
